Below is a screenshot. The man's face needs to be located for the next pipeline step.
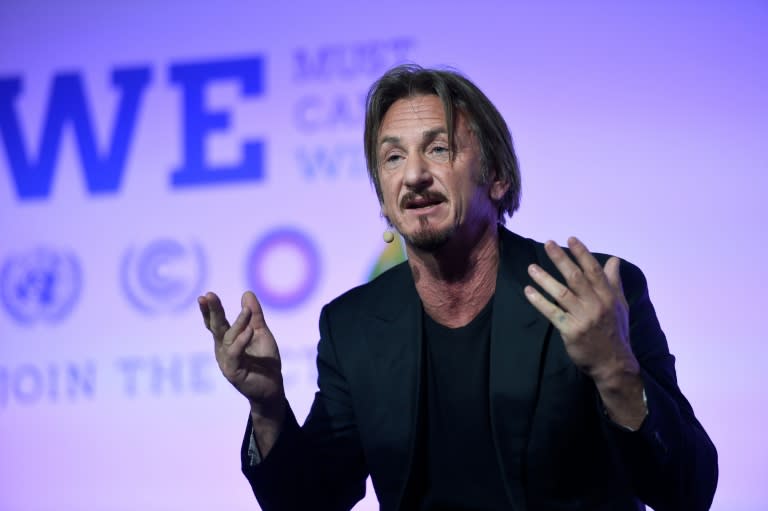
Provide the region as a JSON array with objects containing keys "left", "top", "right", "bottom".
[{"left": 377, "top": 95, "right": 508, "bottom": 251}]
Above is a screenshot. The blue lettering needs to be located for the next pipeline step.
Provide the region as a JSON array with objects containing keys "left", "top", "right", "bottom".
[
  {"left": 150, "top": 355, "right": 183, "bottom": 395},
  {"left": 0, "top": 68, "right": 151, "bottom": 199},
  {"left": 293, "top": 38, "right": 414, "bottom": 82},
  {"left": 297, "top": 145, "right": 340, "bottom": 178},
  {"left": 188, "top": 353, "right": 215, "bottom": 393},
  {"left": 13, "top": 364, "right": 43, "bottom": 404},
  {"left": 116, "top": 353, "right": 214, "bottom": 397},
  {"left": 66, "top": 361, "right": 96, "bottom": 399},
  {"left": 294, "top": 96, "right": 323, "bottom": 132},
  {"left": 47, "top": 364, "right": 59, "bottom": 400},
  {"left": 115, "top": 356, "right": 144, "bottom": 397},
  {"left": 169, "top": 56, "right": 265, "bottom": 188},
  {"left": 0, "top": 362, "right": 96, "bottom": 406},
  {"left": 294, "top": 93, "right": 365, "bottom": 132},
  {"left": 296, "top": 144, "right": 365, "bottom": 179}
]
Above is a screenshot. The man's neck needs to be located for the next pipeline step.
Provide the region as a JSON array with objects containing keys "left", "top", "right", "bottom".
[{"left": 407, "top": 223, "right": 500, "bottom": 328}]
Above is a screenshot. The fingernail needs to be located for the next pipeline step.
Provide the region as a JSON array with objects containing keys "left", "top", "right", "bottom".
[
  {"left": 528, "top": 264, "right": 539, "bottom": 275},
  {"left": 525, "top": 286, "right": 535, "bottom": 296}
]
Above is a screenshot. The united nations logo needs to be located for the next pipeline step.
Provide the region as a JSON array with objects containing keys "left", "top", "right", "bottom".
[
  {"left": 120, "top": 239, "right": 206, "bottom": 314},
  {"left": 0, "top": 247, "right": 82, "bottom": 324}
]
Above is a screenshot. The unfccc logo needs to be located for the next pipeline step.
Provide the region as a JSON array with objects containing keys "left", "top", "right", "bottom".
[
  {"left": 246, "top": 228, "right": 321, "bottom": 310},
  {"left": 0, "top": 247, "right": 82, "bottom": 324},
  {"left": 120, "top": 239, "right": 206, "bottom": 314}
]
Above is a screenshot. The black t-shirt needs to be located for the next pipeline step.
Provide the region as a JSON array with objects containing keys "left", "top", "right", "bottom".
[{"left": 417, "top": 298, "right": 510, "bottom": 510}]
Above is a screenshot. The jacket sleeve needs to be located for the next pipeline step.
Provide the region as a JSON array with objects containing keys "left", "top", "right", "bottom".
[
  {"left": 601, "top": 260, "right": 718, "bottom": 510},
  {"left": 240, "top": 305, "right": 368, "bottom": 511}
]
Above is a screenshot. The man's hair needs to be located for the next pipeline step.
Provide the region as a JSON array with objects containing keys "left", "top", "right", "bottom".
[{"left": 363, "top": 64, "right": 521, "bottom": 221}]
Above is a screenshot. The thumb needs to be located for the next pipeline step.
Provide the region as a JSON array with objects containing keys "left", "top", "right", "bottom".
[{"left": 604, "top": 257, "right": 624, "bottom": 295}]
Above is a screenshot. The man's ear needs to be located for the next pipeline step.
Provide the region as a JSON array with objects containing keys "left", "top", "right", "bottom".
[{"left": 489, "top": 174, "right": 510, "bottom": 201}]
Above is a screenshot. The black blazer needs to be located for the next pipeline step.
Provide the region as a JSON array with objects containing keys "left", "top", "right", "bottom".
[{"left": 242, "top": 228, "right": 717, "bottom": 511}]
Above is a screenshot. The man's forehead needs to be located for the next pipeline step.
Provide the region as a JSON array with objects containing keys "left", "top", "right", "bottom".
[{"left": 378, "top": 95, "right": 457, "bottom": 142}]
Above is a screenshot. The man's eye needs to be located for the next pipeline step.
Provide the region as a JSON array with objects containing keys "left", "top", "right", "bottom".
[
  {"left": 381, "top": 153, "right": 403, "bottom": 169},
  {"left": 431, "top": 146, "right": 450, "bottom": 156}
]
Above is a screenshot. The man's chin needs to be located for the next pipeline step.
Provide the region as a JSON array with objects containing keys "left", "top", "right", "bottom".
[{"left": 403, "top": 226, "right": 455, "bottom": 251}]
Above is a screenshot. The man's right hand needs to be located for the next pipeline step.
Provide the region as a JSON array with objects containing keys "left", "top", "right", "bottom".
[{"left": 198, "top": 290, "right": 287, "bottom": 455}]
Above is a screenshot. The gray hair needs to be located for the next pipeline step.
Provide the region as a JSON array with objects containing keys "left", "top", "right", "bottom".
[{"left": 363, "top": 64, "right": 521, "bottom": 220}]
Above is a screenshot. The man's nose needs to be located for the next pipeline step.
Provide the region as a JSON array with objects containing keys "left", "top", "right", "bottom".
[{"left": 403, "top": 154, "right": 433, "bottom": 191}]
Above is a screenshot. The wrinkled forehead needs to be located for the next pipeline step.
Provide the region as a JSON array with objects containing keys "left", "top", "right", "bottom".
[
  {"left": 377, "top": 93, "right": 472, "bottom": 143},
  {"left": 380, "top": 95, "right": 444, "bottom": 132}
]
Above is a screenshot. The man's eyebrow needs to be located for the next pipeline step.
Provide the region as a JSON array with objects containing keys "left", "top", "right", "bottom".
[
  {"left": 379, "top": 135, "right": 400, "bottom": 147},
  {"left": 378, "top": 127, "right": 449, "bottom": 147},
  {"left": 422, "top": 127, "right": 448, "bottom": 141}
]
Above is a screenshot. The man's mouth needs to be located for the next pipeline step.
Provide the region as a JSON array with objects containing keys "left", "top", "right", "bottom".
[{"left": 401, "top": 192, "right": 446, "bottom": 210}]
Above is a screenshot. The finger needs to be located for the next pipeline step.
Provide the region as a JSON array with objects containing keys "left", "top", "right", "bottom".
[
  {"left": 544, "top": 240, "right": 593, "bottom": 297},
  {"left": 528, "top": 263, "right": 581, "bottom": 313},
  {"left": 604, "top": 256, "right": 624, "bottom": 296},
  {"left": 524, "top": 285, "right": 570, "bottom": 328},
  {"left": 198, "top": 296, "right": 211, "bottom": 330},
  {"left": 205, "top": 292, "right": 230, "bottom": 339},
  {"left": 242, "top": 291, "right": 270, "bottom": 334},
  {"left": 225, "top": 325, "right": 253, "bottom": 359},
  {"left": 567, "top": 237, "right": 612, "bottom": 295},
  {"left": 222, "top": 306, "right": 252, "bottom": 346}
]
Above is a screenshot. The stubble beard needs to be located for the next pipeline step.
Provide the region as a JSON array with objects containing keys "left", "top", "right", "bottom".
[{"left": 403, "top": 215, "right": 457, "bottom": 251}]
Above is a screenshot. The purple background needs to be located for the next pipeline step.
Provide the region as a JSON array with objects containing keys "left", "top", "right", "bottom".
[{"left": 1, "top": 1, "right": 766, "bottom": 509}]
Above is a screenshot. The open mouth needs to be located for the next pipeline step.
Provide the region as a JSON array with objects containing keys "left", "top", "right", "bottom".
[{"left": 402, "top": 192, "right": 446, "bottom": 210}]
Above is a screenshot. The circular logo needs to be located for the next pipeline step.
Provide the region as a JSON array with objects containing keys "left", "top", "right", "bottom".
[
  {"left": 0, "top": 247, "right": 82, "bottom": 324},
  {"left": 246, "top": 228, "right": 321, "bottom": 310},
  {"left": 121, "top": 239, "right": 206, "bottom": 314}
]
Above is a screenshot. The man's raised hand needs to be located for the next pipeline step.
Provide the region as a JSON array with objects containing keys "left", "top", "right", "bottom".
[
  {"left": 523, "top": 237, "right": 646, "bottom": 428},
  {"left": 198, "top": 291, "right": 286, "bottom": 421},
  {"left": 523, "top": 237, "right": 637, "bottom": 382}
]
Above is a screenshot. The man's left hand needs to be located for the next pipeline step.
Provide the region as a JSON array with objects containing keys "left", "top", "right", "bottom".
[
  {"left": 523, "top": 237, "right": 644, "bottom": 412},
  {"left": 525, "top": 237, "right": 637, "bottom": 382}
]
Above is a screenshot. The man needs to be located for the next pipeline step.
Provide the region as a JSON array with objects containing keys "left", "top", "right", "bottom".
[{"left": 199, "top": 65, "right": 717, "bottom": 510}]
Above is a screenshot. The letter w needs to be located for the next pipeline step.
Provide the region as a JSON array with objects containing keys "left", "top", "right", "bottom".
[{"left": 0, "top": 67, "right": 151, "bottom": 199}]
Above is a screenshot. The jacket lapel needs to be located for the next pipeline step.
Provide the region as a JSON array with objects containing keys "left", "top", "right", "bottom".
[
  {"left": 363, "top": 264, "right": 424, "bottom": 506},
  {"left": 490, "top": 228, "right": 552, "bottom": 510}
]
